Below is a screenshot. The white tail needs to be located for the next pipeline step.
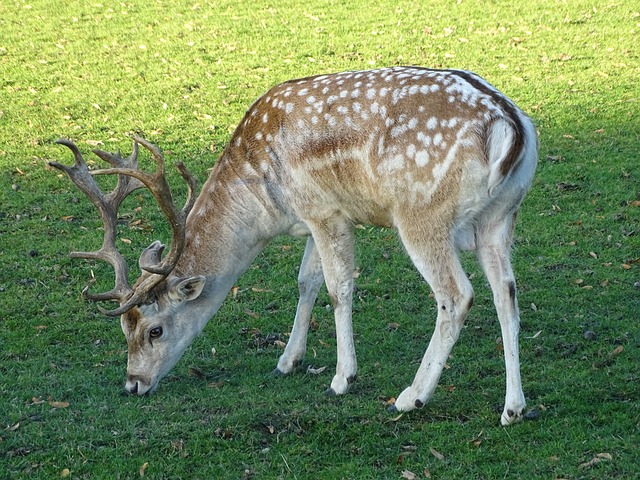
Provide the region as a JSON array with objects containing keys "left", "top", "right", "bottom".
[{"left": 54, "top": 66, "right": 537, "bottom": 425}]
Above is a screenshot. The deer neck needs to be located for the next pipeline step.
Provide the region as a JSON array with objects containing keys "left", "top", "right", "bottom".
[{"left": 172, "top": 155, "right": 292, "bottom": 299}]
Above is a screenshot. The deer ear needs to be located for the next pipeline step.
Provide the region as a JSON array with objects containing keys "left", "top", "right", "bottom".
[
  {"left": 169, "top": 276, "right": 206, "bottom": 302},
  {"left": 139, "top": 241, "right": 165, "bottom": 272}
]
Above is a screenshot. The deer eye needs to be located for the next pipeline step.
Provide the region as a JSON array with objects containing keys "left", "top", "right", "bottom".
[{"left": 149, "top": 326, "right": 163, "bottom": 339}]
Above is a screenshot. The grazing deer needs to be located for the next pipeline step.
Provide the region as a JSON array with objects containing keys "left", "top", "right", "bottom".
[{"left": 51, "top": 66, "right": 537, "bottom": 425}]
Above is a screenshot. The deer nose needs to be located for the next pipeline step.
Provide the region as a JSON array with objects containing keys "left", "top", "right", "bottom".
[{"left": 125, "top": 375, "right": 146, "bottom": 395}]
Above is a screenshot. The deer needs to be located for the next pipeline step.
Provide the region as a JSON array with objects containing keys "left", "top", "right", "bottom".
[{"left": 51, "top": 66, "right": 537, "bottom": 425}]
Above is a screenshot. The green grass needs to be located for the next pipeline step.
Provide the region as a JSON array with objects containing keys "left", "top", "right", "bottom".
[{"left": 1, "top": 0, "right": 639, "bottom": 478}]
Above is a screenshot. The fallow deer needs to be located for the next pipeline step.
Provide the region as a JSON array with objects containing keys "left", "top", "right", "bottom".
[{"left": 51, "top": 66, "right": 537, "bottom": 425}]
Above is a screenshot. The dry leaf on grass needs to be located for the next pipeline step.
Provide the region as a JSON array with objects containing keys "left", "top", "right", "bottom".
[
  {"left": 387, "top": 413, "right": 404, "bottom": 422},
  {"left": 48, "top": 400, "right": 69, "bottom": 409},
  {"left": 306, "top": 365, "right": 327, "bottom": 375},
  {"left": 429, "top": 447, "right": 445, "bottom": 461},
  {"left": 188, "top": 367, "right": 206, "bottom": 379},
  {"left": 579, "top": 452, "right": 612, "bottom": 469},
  {"left": 469, "top": 430, "right": 484, "bottom": 447},
  {"left": 593, "top": 345, "right": 624, "bottom": 368},
  {"left": 526, "top": 330, "right": 542, "bottom": 339},
  {"left": 139, "top": 462, "right": 149, "bottom": 477}
]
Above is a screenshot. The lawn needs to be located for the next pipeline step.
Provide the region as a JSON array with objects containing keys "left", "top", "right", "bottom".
[{"left": 1, "top": 0, "right": 638, "bottom": 478}]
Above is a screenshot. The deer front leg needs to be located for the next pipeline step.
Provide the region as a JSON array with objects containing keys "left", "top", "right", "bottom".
[
  {"left": 274, "top": 237, "right": 324, "bottom": 375},
  {"left": 307, "top": 216, "right": 357, "bottom": 395}
]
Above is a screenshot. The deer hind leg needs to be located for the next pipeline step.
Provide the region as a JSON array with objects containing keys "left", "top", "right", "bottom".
[
  {"left": 304, "top": 215, "right": 357, "bottom": 396},
  {"left": 391, "top": 228, "right": 474, "bottom": 413},
  {"left": 476, "top": 213, "right": 526, "bottom": 425},
  {"left": 274, "top": 236, "right": 324, "bottom": 375}
]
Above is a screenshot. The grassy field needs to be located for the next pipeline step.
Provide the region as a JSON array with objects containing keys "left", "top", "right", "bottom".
[{"left": 1, "top": 0, "right": 639, "bottom": 478}]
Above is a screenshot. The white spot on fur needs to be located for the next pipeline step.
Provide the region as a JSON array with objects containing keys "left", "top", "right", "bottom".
[
  {"left": 417, "top": 131, "right": 432, "bottom": 147},
  {"left": 324, "top": 114, "right": 337, "bottom": 127},
  {"left": 415, "top": 150, "right": 430, "bottom": 167}
]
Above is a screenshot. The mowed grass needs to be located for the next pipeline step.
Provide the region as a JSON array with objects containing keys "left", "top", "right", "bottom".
[{"left": 1, "top": 0, "right": 639, "bottom": 478}]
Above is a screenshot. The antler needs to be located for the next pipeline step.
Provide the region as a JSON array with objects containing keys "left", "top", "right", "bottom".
[{"left": 50, "top": 137, "right": 197, "bottom": 316}]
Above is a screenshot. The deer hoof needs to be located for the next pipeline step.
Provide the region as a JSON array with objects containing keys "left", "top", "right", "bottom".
[
  {"left": 392, "top": 386, "right": 427, "bottom": 412},
  {"left": 500, "top": 407, "right": 524, "bottom": 426}
]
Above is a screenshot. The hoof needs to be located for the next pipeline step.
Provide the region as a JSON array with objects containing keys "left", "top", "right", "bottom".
[
  {"left": 324, "top": 387, "right": 337, "bottom": 397},
  {"left": 271, "top": 368, "right": 285, "bottom": 377},
  {"left": 500, "top": 408, "right": 524, "bottom": 426}
]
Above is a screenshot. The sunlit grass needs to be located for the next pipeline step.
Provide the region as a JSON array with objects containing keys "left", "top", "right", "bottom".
[{"left": 1, "top": 0, "right": 638, "bottom": 478}]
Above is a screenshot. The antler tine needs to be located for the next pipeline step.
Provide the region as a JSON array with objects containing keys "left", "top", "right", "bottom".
[
  {"left": 50, "top": 139, "right": 138, "bottom": 311},
  {"left": 92, "top": 141, "right": 145, "bottom": 207}
]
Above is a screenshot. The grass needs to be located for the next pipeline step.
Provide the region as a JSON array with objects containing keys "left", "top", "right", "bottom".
[{"left": 1, "top": 0, "right": 639, "bottom": 478}]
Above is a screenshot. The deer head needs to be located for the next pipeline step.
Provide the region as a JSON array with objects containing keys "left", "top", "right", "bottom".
[{"left": 50, "top": 137, "right": 206, "bottom": 394}]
